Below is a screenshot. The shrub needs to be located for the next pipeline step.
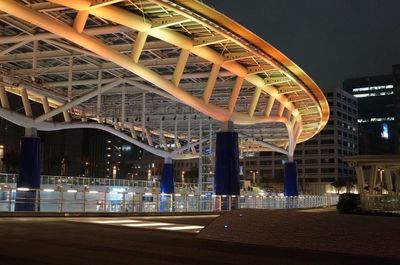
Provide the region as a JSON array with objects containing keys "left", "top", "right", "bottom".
[{"left": 336, "top": 193, "right": 360, "bottom": 213}]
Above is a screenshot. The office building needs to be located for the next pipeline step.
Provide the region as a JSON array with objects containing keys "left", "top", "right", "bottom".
[
  {"left": 343, "top": 64, "right": 400, "bottom": 154},
  {"left": 131, "top": 152, "right": 199, "bottom": 183},
  {"left": 241, "top": 87, "right": 358, "bottom": 193}
]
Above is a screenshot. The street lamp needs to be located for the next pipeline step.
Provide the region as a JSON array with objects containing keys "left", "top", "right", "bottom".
[
  {"left": 147, "top": 169, "right": 151, "bottom": 181},
  {"left": 249, "top": 170, "right": 259, "bottom": 185},
  {"left": 84, "top": 161, "right": 89, "bottom": 177},
  {"left": 181, "top": 171, "right": 185, "bottom": 183}
]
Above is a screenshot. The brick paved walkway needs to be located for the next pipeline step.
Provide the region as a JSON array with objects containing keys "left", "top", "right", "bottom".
[{"left": 198, "top": 208, "right": 400, "bottom": 260}]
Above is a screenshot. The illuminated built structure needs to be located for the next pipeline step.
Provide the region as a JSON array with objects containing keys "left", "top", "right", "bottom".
[{"left": 0, "top": 0, "right": 329, "bottom": 201}]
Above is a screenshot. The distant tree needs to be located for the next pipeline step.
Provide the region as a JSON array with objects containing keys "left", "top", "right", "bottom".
[
  {"left": 331, "top": 178, "right": 347, "bottom": 194},
  {"left": 345, "top": 177, "right": 356, "bottom": 193},
  {"left": 332, "top": 177, "right": 356, "bottom": 194}
]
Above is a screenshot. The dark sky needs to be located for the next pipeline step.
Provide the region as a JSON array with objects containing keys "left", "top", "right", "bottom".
[{"left": 204, "top": 0, "right": 400, "bottom": 89}]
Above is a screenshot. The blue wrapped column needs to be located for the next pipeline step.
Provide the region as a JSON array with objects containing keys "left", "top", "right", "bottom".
[
  {"left": 161, "top": 158, "right": 174, "bottom": 194},
  {"left": 16, "top": 136, "right": 41, "bottom": 211},
  {"left": 160, "top": 158, "right": 174, "bottom": 212},
  {"left": 284, "top": 161, "right": 299, "bottom": 196},
  {"left": 214, "top": 131, "right": 240, "bottom": 195}
]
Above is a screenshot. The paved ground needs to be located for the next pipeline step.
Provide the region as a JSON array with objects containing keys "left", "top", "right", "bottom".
[
  {"left": 198, "top": 207, "right": 400, "bottom": 260},
  {"left": 68, "top": 215, "right": 219, "bottom": 233},
  {"left": 0, "top": 214, "right": 398, "bottom": 265}
]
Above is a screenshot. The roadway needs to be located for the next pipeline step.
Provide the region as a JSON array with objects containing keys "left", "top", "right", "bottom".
[{"left": 0, "top": 215, "right": 397, "bottom": 265}]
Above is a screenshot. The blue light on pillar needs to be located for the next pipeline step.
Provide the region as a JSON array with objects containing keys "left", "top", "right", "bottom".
[
  {"left": 214, "top": 131, "right": 240, "bottom": 195},
  {"left": 161, "top": 158, "right": 174, "bottom": 194},
  {"left": 284, "top": 161, "right": 298, "bottom": 196},
  {"left": 16, "top": 136, "right": 41, "bottom": 211}
]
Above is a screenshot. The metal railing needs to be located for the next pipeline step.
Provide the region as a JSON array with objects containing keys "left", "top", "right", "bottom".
[
  {"left": 361, "top": 194, "right": 400, "bottom": 212},
  {"left": 0, "top": 173, "right": 17, "bottom": 185},
  {"left": 40, "top": 175, "right": 160, "bottom": 189},
  {"left": 0, "top": 174, "right": 335, "bottom": 196},
  {"left": 0, "top": 187, "right": 338, "bottom": 213},
  {"left": 0, "top": 174, "right": 201, "bottom": 192}
]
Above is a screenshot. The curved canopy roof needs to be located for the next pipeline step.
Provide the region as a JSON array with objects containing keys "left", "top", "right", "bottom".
[{"left": 0, "top": 0, "right": 329, "bottom": 158}]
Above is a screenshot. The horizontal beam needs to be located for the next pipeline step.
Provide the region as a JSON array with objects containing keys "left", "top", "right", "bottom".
[
  {"left": 265, "top": 76, "right": 291, "bottom": 85},
  {"left": 151, "top": 15, "right": 190, "bottom": 29},
  {"left": 193, "top": 35, "right": 226, "bottom": 47},
  {"left": 0, "top": 40, "right": 29, "bottom": 56},
  {"left": 43, "top": 71, "right": 235, "bottom": 87},
  {"left": 240, "top": 134, "right": 288, "bottom": 155},
  {"left": 224, "top": 51, "right": 253, "bottom": 62},
  {"left": 0, "top": 41, "right": 174, "bottom": 62},
  {"left": 0, "top": 25, "right": 132, "bottom": 44},
  {"left": 10, "top": 56, "right": 208, "bottom": 75},
  {"left": 246, "top": 65, "right": 275, "bottom": 75},
  {"left": 34, "top": 79, "right": 122, "bottom": 123}
]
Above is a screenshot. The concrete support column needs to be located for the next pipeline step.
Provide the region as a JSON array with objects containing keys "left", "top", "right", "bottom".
[
  {"left": 369, "top": 166, "right": 378, "bottom": 194},
  {"left": 395, "top": 172, "right": 400, "bottom": 195},
  {"left": 284, "top": 159, "right": 298, "bottom": 196},
  {"left": 161, "top": 157, "right": 174, "bottom": 194},
  {"left": 384, "top": 168, "right": 393, "bottom": 195},
  {"left": 355, "top": 166, "right": 366, "bottom": 195},
  {"left": 214, "top": 121, "right": 240, "bottom": 196},
  {"left": 15, "top": 128, "right": 40, "bottom": 211}
]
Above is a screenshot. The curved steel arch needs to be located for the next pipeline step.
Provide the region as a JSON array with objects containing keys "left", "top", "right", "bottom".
[
  {"left": 0, "top": 107, "right": 202, "bottom": 160},
  {"left": 0, "top": 0, "right": 329, "bottom": 155}
]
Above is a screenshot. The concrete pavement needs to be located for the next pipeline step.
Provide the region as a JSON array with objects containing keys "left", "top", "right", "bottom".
[{"left": 0, "top": 214, "right": 398, "bottom": 265}]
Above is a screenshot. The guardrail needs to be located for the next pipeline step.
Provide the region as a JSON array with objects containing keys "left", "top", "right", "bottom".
[
  {"left": 361, "top": 194, "right": 400, "bottom": 212},
  {"left": 0, "top": 173, "right": 202, "bottom": 189},
  {"left": 0, "top": 187, "right": 338, "bottom": 213},
  {"left": 0, "top": 173, "right": 17, "bottom": 185}
]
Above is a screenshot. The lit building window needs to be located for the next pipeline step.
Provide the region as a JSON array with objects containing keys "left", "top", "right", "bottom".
[
  {"left": 0, "top": 145, "right": 4, "bottom": 160},
  {"left": 112, "top": 166, "right": 117, "bottom": 179},
  {"left": 357, "top": 117, "right": 394, "bottom": 123},
  {"left": 353, "top": 85, "right": 393, "bottom": 92},
  {"left": 122, "top": 145, "right": 131, "bottom": 151},
  {"left": 354, "top": 91, "right": 393, "bottom": 98}
]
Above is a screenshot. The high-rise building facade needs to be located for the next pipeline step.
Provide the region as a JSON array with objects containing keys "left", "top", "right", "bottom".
[
  {"left": 393, "top": 64, "right": 400, "bottom": 153},
  {"left": 83, "top": 129, "right": 138, "bottom": 179},
  {"left": 131, "top": 152, "right": 199, "bottom": 184},
  {"left": 241, "top": 87, "right": 358, "bottom": 193},
  {"left": 0, "top": 118, "right": 23, "bottom": 173},
  {"left": 343, "top": 64, "right": 400, "bottom": 154}
]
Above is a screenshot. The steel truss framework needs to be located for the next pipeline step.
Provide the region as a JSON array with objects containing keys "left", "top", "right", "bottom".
[{"left": 0, "top": 0, "right": 329, "bottom": 160}]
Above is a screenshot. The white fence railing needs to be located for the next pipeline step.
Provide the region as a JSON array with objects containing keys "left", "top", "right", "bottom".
[{"left": 0, "top": 187, "right": 338, "bottom": 213}]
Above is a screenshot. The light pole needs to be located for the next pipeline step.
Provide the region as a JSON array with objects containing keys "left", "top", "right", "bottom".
[
  {"left": 181, "top": 171, "right": 185, "bottom": 183},
  {"left": 147, "top": 169, "right": 151, "bottom": 181},
  {"left": 249, "top": 170, "right": 258, "bottom": 185},
  {"left": 84, "top": 161, "right": 89, "bottom": 177},
  {"left": 151, "top": 162, "right": 155, "bottom": 181}
]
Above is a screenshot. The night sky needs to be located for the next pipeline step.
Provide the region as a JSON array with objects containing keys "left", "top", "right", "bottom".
[{"left": 205, "top": 0, "right": 400, "bottom": 90}]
